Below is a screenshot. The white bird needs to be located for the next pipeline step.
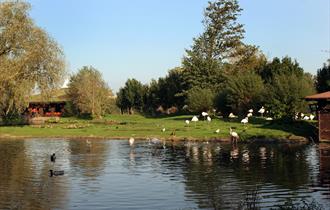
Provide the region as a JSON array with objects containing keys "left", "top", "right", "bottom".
[
  {"left": 86, "top": 140, "right": 91, "bottom": 146},
  {"left": 247, "top": 113, "right": 253, "bottom": 118},
  {"left": 229, "top": 128, "right": 239, "bottom": 143},
  {"left": 207, "top": 116, "right": 211, "bottom": 122},
  {"left": 191, "top": 116, "right": 199, "bottom": 122},
  {"left": 303, "top": 116, "right": 310, "bottom": 120},
  {"left": 185, "top": 120, "right": 190, "bottom": 125},
  {"left": 265, "top": 117, "right": 273, "bottom": 121},
  {"left": 248, "top": 109, "right": 253, "bottom": 113},
  {"left": 129, "top": 137, "right": 134, "bottom": 146},
  {"left": 309, "top": 114, "right": 315, "bottom": 120},
  {"left": 300, "top": 113, "right": 305, "bottom": 118},
  {"left": 258, "top": 106, "right": 265, "bottom": 117},
  {"left": 201, "top": 112, "right": 208, "bottom": 117},
  {"left": 215, "top": 129, "right": 220, "bottom": 134},
  {"left": 161, "top": 128, "right": 166, "bottom": 132},
  {"left": 241, "top": 117, "right": 248, "bottom": 124},
  {"left": 228, "top": 113, "right": 237, "bottom": 118}
]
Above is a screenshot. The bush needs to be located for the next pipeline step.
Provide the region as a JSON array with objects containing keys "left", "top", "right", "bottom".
[
  {"left": 186, "top": 87, "right": 215, "bottom": 113},
  {"left": 217, "top": 72, "right": 265, "bottom": 116},
  {"left": 266, "top": 73, "right": 315, "bottom": 120}
]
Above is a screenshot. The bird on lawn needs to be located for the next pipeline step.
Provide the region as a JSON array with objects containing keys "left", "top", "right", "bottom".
[
  {"left": 215, "top": 129, "right": 220, "bottom": 134},
  {"left": 258, "top": 106, "right": 265, "bottom": 117},
  {"left": 201, "top": 112, "right": 208, "bottom": 117},
  {"left": 303, "top": 116, "right": 310, "bottom": 120},
  {"left": 309, "top": 114, "right": 315, "bottom": 120},
  {"left": 207, "top": 116, "right": 212, "bottom": 122},
  {"left": 185, "top": 120, "right": 190, "bottom": 125},
  {"left": 247, "top": 113, "right": 253, "bottom": 118},
  {"left": 241, "top": 117, "right": 248, "bottom": 125},
  {"left": 161, "top": 128, "right": 166, "bottom": 132},
  {"left": 228, "top": 113, "right": 237, "bottom": 118},
  {"left": 229, "top": 128, "right": 239, "bottom": 144},
  {"left": 248, "top": 109, "right": 253, "bottom": 113}
]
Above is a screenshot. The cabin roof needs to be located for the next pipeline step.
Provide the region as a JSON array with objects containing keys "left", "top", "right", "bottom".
[
  {"left": 305, "top": 91, "right": 330, "bottom": 101},
  {"left": 29, "top": 88, "right": 70, "bottom": 103}
]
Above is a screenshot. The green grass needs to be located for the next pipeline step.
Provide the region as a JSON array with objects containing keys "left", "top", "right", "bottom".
[{"left": 0, "top": 114, "right": 316, "bottom": 141}]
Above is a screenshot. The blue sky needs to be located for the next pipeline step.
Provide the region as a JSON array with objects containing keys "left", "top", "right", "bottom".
[{"left": 28, "top": 0, "right": 330, "bottom": 92}]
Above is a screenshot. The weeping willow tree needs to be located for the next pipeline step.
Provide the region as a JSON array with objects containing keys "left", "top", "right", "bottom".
[{"left": 0, "top": 1, "right": 66, "bottom": 119}]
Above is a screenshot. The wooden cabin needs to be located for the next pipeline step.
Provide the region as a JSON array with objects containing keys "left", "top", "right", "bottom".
[
  {"left": 305, "top": 91, "right": 330, "bottom": 142},
  {"left": 27, "top": 88, "right": 70, "bottom": 117}
]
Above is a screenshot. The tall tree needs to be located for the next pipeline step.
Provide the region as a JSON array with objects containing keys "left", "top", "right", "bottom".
[
  {"left": 0, "top": 1, "right": 65, "bottom": 118},
  {"left": 116, "top": 79, "right": 145, "bottom": 114},
  {"left": 67, "top": 66, "right": 112, "bottom": 118},
  {"left": 316, "top": 61, "right": 330, "bottom": 92},
  {"left": 182, "top": 0, "right": 245, "bottom": 92}
]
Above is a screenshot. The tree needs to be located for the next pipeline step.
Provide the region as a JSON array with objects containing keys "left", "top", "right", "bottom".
[
  {"left": 258, "top": 57, "right": 304, "bottom": 83},
  {"left": 67, "top": 66, "right": 112, "bottom": 118},
  {"left": 181, "top": 0, "right": 245, "bottom": 94},
  {"left": 190, "top": 0, "right": 245, "bottom": 61},
  {"left": 316, "top": 61, "right": 330, "bottom": 92},
  {"left": 217, "top": 72, "right": 265, "bottom": 115},
  {"left": 228, "top": 44, "right": 267, "bottom": 74},
  {"left": 266, "top": 73, "right": 315, "bottom": 120},
  {"left": 0, "top": 1, "right": 65, "bottom": 119},
  {"left": 186, "top": 87, "right": 215, "bottom": 113},
  {"left": 116, "top": 79, "right": 145, "bottom": 114}
]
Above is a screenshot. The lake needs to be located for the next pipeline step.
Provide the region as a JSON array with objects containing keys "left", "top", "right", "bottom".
[{"left": 0, "top": 139, "right": 329, "bottom": 209}]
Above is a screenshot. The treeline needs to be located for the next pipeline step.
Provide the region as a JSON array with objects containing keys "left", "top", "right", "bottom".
[
  {"left": 116, "top": 0, "right": 329, "bottom": 120},
  {"left": 1, "top": 0, "right": 329, "bottom": 122}
]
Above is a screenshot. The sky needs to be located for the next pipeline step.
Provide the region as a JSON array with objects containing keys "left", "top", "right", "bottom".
[{"left": 27, "top": 0, "right": 330, "bottom": 92}]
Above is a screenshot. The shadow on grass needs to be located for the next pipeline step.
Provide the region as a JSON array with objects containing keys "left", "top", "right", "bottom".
[{"left": 259, "top": 119, "right": 317, "bottom": 140}]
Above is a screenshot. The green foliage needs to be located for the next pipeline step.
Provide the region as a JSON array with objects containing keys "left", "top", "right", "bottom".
[
  {"left": 266, "top": 73, "right": 315, "bottom": 120},
  {"left": 186, "top": 87, "right": 215, "bottom": 113},
  {"left": 218, "top": 72, "right": 265, "bottom": 115},
  {"left": 316, "top": 61, "right": 330, "bottom": 92},
  {"left": 181, "top": 0, "right": 244, "bottom": 97},
  {"left": 144, "top": 67, "right": 186, "bottom": 113},
  {"left": 0, "top": 1, "right": 65, "bottom": 118},
  {"left": 116, "top": 79, "right": 145, "bottom": 114},
  {"left": 67, "top": 66, "right": 112, "bottom": 119},
  {"left": 258, "top": 57, "right": 304, "bottom": 82}
]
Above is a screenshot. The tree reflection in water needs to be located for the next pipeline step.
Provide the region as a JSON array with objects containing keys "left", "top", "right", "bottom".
[{"left": 0, "top": 139, "right": 329, "bottom": 209}]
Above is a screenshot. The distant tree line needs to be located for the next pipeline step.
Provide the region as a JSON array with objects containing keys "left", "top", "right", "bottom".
[
  {"left": 116, "top": 0, "right": 326, "bottom": 121},
  {"left": 1, "top": 0, "right": 329, "bottom": 122}
]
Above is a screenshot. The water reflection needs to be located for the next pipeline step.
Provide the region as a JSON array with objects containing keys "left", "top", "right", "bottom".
[{"left": 0, "top": 139, "right": 329, "bottom": 209}]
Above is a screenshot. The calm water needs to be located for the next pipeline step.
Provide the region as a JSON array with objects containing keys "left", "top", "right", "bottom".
[{"left": 0, "top": 139, "right": 330, "bottom": 210}]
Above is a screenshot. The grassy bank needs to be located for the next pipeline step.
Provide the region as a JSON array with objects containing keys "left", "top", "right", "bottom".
[{"left": 0, "top": 114, "right": 316, "bottom": 142}]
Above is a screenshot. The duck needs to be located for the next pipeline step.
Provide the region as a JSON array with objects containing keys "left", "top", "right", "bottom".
[
  {"left": 50, "top": 153, "right": 56, "bottom": 162},
  {"left": 49, "top": 170, "right": 64, "bottom": 177}
]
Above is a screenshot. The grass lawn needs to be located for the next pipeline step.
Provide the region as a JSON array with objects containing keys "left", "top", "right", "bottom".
[{"left": 0, "top": 114, "right": 316, "bottom": 141}]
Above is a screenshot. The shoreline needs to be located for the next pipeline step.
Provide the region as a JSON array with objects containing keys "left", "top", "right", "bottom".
[{"left": 0, "top": 133, "right": 310, "bottom": 144}]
